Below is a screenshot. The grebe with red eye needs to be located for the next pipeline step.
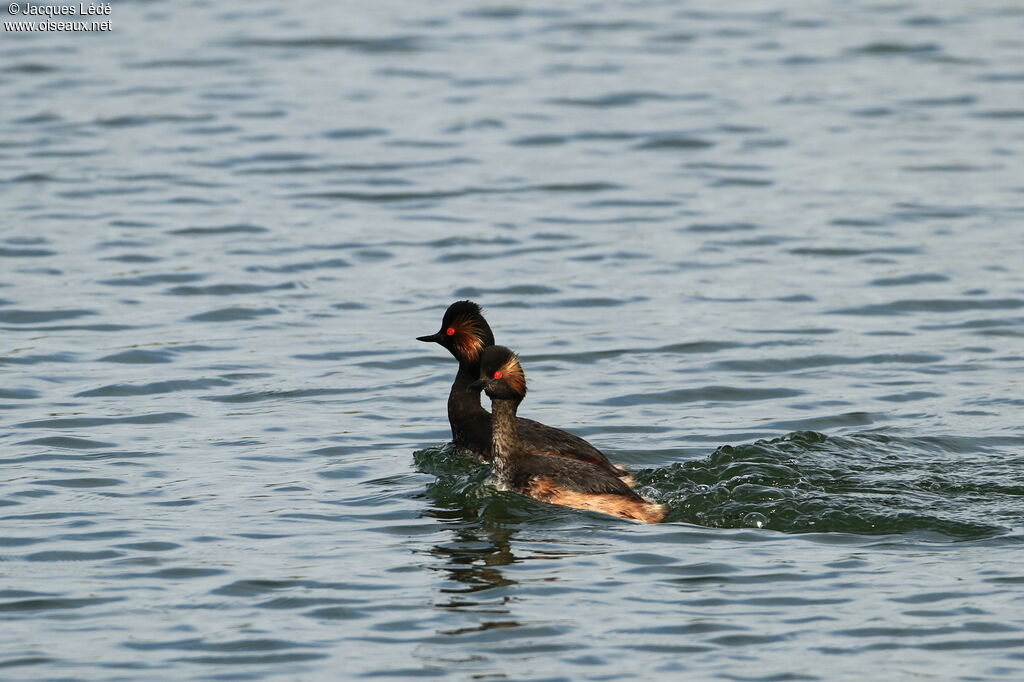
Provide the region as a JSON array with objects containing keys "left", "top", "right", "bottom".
[
  {"left": 470, "top": 345, "right": 665, "bottom": 524},
  {"left": 417, "top": 301, "right": 633, "bottom": 483}
]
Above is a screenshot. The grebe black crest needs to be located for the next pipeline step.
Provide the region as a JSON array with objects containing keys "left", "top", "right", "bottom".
[{"left": 416, "top": 300, "right": 494, "bottom": 365}]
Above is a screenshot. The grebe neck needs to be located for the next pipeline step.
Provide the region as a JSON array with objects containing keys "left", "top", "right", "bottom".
[
  {"left": 448, "top": 360, "right": 486, "bottom": 437},
  {"left": 489, "top": 397, "right": 521, "bottom": 486}
]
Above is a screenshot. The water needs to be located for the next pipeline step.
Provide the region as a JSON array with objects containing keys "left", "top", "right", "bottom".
[{"left": 2, "top": 0, "right": 1023, "bottom": 679}]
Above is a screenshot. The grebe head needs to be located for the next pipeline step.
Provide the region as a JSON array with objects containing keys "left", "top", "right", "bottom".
[
  {"left": 471, "top": 345, "right": 527, "bottom": 400},
  {"left": 417, "top": 300, "right": 495, "bottom": 364}
]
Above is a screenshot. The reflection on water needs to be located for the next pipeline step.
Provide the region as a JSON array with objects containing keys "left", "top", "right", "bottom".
[{"left": 429, "top": 522, "right": 519, "bottom": 597}]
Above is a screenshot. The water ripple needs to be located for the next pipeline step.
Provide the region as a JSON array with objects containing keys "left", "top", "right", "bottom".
[
  {"left": 3, "top": 1, "right": 1024, "bottom": 679},
  {"left": 16, "top": 413, "right": 193, "bottom": 429}
]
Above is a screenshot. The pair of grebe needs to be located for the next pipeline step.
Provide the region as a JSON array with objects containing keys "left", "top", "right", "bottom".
[{"left": 418, "top": 301, "right": 665, "bottom": 524}]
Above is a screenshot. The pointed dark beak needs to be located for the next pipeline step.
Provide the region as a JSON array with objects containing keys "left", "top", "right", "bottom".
[
  {"left": 468, "top": 379, "right": 487, "bottom": 391},
  {"left": 417, "top": 333, "right": 442, "bottom": 343}
]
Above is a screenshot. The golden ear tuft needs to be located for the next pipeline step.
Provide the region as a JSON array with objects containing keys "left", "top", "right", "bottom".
[
  {"left": 449, "top": 315, "right": 485, "bottom": 361},
  {"left": 499, "top": 355, "right": 527, "bottom": 396}
]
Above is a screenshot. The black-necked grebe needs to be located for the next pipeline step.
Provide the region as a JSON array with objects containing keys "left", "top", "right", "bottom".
[
  {"left": 471, "top": 345, "right": 665, "bottom": 524},
  {"left": 417, "top": 301, "right": 632, "bottom": 482}
]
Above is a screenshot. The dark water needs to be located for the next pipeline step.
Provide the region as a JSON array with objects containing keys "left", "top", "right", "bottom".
[{"left": 3, "top": 1, "right": 1024, "bottom": 679}]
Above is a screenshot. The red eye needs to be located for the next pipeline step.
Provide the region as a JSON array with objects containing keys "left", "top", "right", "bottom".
[
  {"left": 493, "top": 370, "right": 503, "bottom": 379},
  {"left": 445, "top": 327, "right": 455, "bottom": 336}
]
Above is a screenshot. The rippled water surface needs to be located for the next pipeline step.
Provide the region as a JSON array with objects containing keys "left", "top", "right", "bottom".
[{"left": 3, "top": 1, "right": 1024, "bottom": 679}]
